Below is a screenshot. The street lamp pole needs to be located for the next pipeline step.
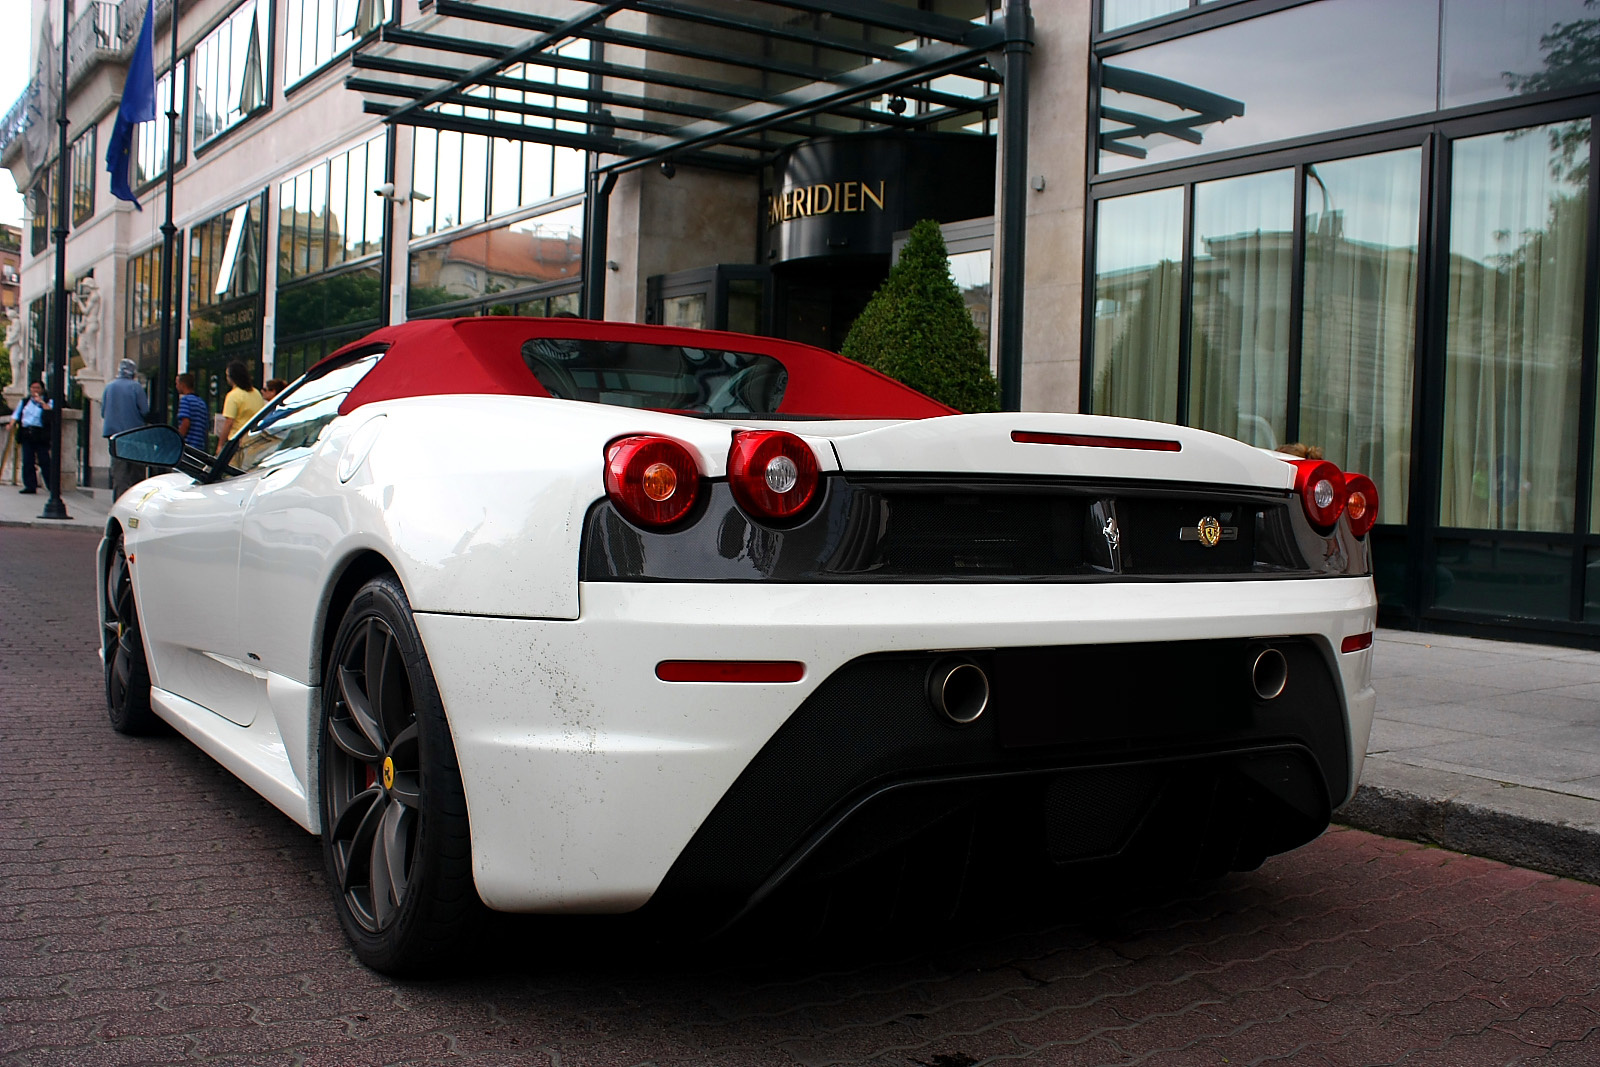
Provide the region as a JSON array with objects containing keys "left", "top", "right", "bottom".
[
  {"left": 42, "top": 0, "right": 72, "bottom": 520},
  {"left": 156, "top": 0, "right": 180, "bottom": 425}
]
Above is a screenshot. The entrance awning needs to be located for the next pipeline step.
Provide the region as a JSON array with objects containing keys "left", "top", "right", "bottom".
[{"left": 346, "top": 0, "right": 1020, "bottom": 176}]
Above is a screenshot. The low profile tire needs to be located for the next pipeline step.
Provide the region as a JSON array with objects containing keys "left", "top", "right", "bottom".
[
  {"left": 104, "top": 536, "right": 159, "bottom": 735},
  {"left": 319, "top": 575, "right": 481, "bottom": 975}
]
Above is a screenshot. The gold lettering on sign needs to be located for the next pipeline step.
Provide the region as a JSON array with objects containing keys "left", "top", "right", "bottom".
[{"left": 766, "top": 178, "right": 888, "bottom": 227}]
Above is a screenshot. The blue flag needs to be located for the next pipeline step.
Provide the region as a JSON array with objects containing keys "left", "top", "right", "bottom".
[{"left": 105, "top": 0, "right": 157, "bottom": 208}]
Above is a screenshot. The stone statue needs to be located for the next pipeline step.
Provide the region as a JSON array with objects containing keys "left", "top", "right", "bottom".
[
  {"left": 73, "top": 277, "right": 105, "bottom": 378},
  {"left": 5, "top": 311, "right": 23, "bottom": 389}
]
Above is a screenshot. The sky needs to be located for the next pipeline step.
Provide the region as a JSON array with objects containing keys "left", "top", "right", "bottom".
[{"left": 0, "top": 7, "right": 29, "bottom": 227}]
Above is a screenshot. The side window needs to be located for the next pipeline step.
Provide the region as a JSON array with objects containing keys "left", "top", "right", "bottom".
[{"left": 229, "top": 354, "right": 382, "bottom": 475}]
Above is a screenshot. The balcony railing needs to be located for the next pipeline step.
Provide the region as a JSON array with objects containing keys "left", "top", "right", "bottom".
[
  {"left": 0, "top": 1, "right": 130, "bottom": 164},
  {"left": 0, "top": 90, "right": 30, "bottom": 162},
  {"left": 69, "top": 1, "right": 126, "bottom": 76}
]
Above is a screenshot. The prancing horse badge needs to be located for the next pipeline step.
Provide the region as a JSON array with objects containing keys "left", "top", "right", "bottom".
[{"left": 1178, "top": 516, "right": 1237, "bottom": 547}]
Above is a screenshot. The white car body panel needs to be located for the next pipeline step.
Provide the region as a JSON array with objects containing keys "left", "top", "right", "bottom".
[
  {"left": 107, "top": 369, "right": 1378, "bottom": 922},
  {"left": 420, "top": 578, "right": 1376, "bottom": 912}
]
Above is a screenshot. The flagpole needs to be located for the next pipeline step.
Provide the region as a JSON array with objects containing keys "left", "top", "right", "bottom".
[
  {"left": 155, "top": 0, "right": 179, "bottom": 426},
  {"left": 41, "top": 0, "right": 71, "bottom": 520}
]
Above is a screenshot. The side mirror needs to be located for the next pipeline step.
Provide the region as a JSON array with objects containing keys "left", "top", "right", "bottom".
[{"left": 109, "top": 424, "right": 184, "bottom": 467}]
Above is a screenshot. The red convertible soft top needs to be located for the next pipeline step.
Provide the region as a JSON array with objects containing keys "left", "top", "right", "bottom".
[{"left": 332, "top": 317, "right": 955, "bottom": 419}]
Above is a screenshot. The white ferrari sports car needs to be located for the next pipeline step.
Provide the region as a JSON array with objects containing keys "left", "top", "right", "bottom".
[{"left": 104, "top": 317, "right": 1378, "bottom": 974}]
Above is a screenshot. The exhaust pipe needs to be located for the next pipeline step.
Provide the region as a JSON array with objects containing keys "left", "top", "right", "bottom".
[
  {"left": 1251, "top": 647, "right": 1289, "bottom": 701},
  {"left": 928, "top": 659, "right": 990, "bottom": 724}
]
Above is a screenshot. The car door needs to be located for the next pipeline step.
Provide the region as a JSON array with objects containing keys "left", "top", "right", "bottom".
[
  {"left": 233, "top": 353, "right": 384, "bottom": 688},
  {"left": 130, "top": 458, "right": 272, "bottom": 726}
]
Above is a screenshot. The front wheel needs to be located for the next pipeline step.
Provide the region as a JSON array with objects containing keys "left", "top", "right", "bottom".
[
  {"left": 104, "top": 536, "right": 159, "bottom": 735},
  {"left": 319, "top": 575, "right": 481, "bottom": 975}
]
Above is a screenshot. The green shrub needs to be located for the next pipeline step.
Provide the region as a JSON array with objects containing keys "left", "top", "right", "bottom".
[{"left": 840, "top": 218, "right": 999, "bottom": 413}]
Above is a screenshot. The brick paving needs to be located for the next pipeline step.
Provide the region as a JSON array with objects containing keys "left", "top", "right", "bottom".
[{"left": 5, "top": 526, "right": 1600, "bottom": 1066}]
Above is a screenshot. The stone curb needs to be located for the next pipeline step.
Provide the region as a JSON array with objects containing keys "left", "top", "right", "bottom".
[{"left": 1335, "top": 760, "right": 1600, "bottom": 886}]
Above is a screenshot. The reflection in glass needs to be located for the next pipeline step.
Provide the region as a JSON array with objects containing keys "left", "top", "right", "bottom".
[
  {"left": 134, "top": 62, "right": 186, "bottom": 188},
  {"left": 1102, "top": 0, "right": 1186, "bottom": 33},
  {"left": 408, "top": 204, "right": 584, "bottom": 315},
  {"left": 663, "top": 294, "right": 706, "bottom": 329},
  {"left": 948, "top": 249, "right": 993, "bottom": 367},
  {"left": 193, "top": 0, "right": 269, "bottom": 146},
  {"left": 1189, "top": 169, "right": 1294, "bottom": 449},
  {"left": 1300, "top": 149, "right": 1421, "bottom": 524},
  {"left": 283, "top": 0, "right": 391, "bottom": 88},
  {"left": 1443, "top": 0, "right": 1598, "bottom": 109},
  {"left": 1434, "top": 538, "right": 1571, "bottom": 619},
  {"left": 1091, "top": 187, "right": 1183, "bottom": 423},
  {"left": 1099, "top": 0, "right": 1436, "bottom": 173},
  {"left": 1442, "top": 121, "right": 1589, "bottom": 533}
]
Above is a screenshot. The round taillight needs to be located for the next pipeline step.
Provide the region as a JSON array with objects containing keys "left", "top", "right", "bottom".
[
  {"left": 728, "top": 430, "right": 820, "bottom": 522},
  {"left": 1344, "top": 473, "right": 1380, "bottom": 538},
  {"left": 1293, "top": 459, "right": 1347, "bottom": 531},
  {"left": 605, "top": 435, "right": 701, "bottom": 528}
]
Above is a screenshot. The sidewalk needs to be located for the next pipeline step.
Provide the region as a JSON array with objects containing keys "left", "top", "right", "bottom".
[
  {"left": 1337, "top": 629, "right": 1600, "bottom": 884},
  {"left": 0, "top": 482, "right": 114, "bottom": 529},
  {"left": 2, "top": 482, "right": 1597, "bottom": 885}
]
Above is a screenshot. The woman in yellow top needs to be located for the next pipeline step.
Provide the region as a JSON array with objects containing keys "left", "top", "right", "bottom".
[{"left": 216, "top": 360, "right": 265, "bottom": 441}]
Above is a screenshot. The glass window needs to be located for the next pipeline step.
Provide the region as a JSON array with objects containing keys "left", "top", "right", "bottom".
[
  {"left": 28, "top": 173, "right": 51, "bottom": 254},
  {"left": 1440, "top": 121, "right": 1589, "bottom": 533},
  {"left": 1099, "top": 0, "right": 1437, "bottom": 173},
  {"left": 408, "top": 203, "right": 584, "bottom": 316},
  {"left": 1434, "top": 537, "right": 1572, "bottom": 619},
  {"left": 283, "top": 0, "right": 390, "bottom": 88},
  {"left": 1188, "top": 169, "right": 1294, "bottom": 449},
  {"left": 1102, "top": 0, "right": 1187, "bottom": 32},
  {"left": 409, "top": 44, "right": 590, "bottom": 238},
  {"left": 521, "top": 338, "right": 788, "bottom": 415},
  {"left": 191, "top": 193, "right": 266, "bottom": 309},
  {"left": 1091, "top": 186, "right": 1184, "bottom": 423},
  {"left": 1443, "top": 0, "right": 1600, "bottom": 109},
  {"left": 193, "top": 0, "right": 270, "bottom": 147},
  {"left": 70, "top": 129, "right": 95, "bottom": 226},
  {"left": 948, "top": 249, "right": 993, "bottom": 365},
  {"left": 124, "top": 244, "right": 178, "bottom": 378},
  {"left": 230, "top": 353, "right": 382, "bottom": 473},
  {"left": 1300, "top": 149, "right": 1422, "bottom": 524},
  {"left": 134, "top": 61, "right": 186, "bottom": 188}
]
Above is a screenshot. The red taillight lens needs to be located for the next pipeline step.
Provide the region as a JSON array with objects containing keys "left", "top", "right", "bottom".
[
  {"left": 1293, "top": 459, "right": 1347, "bottom": 530},
  {"left": 1343, "top": 473, "right": 1380, "bottom": 538},
  {"left": 728, "top": 430, "right": 820, "bottom": 522},
  {"left": 605, "top": 435, "right": 701, "bottom": 528}
]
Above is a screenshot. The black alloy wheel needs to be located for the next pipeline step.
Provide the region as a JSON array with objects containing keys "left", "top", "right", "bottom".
[
  {"left": 320, "top": 575, "right": 479, "bottom": 974},
  {"left": 104, "top": 536, "right": 159, "bottom": 735}
]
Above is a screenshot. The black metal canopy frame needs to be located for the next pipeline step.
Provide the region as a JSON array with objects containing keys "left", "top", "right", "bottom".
[{"left": 347, "top": 0, "right": 1035, "bottom": 409}]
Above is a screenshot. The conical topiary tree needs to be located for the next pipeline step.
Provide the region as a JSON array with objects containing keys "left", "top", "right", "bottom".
[{"left": 841, "top": 218, "right": 1000, "bottom": 413}]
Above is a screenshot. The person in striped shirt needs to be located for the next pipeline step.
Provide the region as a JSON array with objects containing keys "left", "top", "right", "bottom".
[{"left": 175, "top": 374, "right": 211, "bottom": 451}]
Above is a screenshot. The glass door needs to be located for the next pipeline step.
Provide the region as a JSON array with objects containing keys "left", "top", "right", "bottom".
[{"left": 1428, "top": 116, "right": 1595, "bottom": 622}]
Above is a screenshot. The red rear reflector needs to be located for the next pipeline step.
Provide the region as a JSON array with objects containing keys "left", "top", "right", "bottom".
[
  {"left": 1012, "top": 430, "right": 1181, "bottom": 452},
  {"left": 1341, "top": 632, "right": 1373, "bottom": 654},
  {"left": 656, "top": 660, "right": 805, "bottom": 683}
]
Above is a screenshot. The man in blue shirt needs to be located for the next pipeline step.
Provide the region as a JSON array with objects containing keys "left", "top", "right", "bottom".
[
  {"left": 102, "top": 359, "right": 150, "bottom": 497},
  {"left": 175, "top": 373, "right": 210, "bottom": 452}
]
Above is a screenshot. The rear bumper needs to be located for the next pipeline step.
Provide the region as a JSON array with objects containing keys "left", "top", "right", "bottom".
[{"left": 413, "top": 577, "right": 1376, "bottom": 913}]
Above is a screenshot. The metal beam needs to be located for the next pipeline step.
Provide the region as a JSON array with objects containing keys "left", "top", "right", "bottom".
[
  {"left": 380, "top": 0, "right": 629, "bottom": 132},
  {"left": 374, "top": 25, "right": 921, "bottom": 131}
]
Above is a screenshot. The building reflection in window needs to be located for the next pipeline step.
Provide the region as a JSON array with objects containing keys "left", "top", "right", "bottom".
[
  {"left": 408, "top": 203, "right": 584, "bottom": 317},
  {"left": 133, "top": 61, "right": 186, "bottom": 189},
  {"left": 1442, "top": 120, "right": 1590, "bottom": 534},
  {"left": 1098, "top": 0, "right": 1436, "bottom": 173},
  {"left": 188, "top": 192, "right": 267, "bottom": 405},
  {"left": 194, "top": 0, "right": 270, "bottom": 147},
  {"left": 1300, "top": 148, "right": 1421, "bottom": 524},
  {"left": 1189, "top": 169, "right": 1294, "bottom": 451},
  {"left": 1091, "top": 186, "right": 1183, "bottom": 424}
]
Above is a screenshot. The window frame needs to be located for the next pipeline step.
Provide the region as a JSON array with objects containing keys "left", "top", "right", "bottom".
[
  {"left": 282, "top": 0, "right": 395, "bottom": 93},
  {"left": 192, "top": 0, "right": 275, "bottom": 154}
]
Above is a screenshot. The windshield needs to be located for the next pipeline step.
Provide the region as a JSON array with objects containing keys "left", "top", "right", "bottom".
[{"left": 522, "top": 337, "right": 788, "bottom": 415}]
